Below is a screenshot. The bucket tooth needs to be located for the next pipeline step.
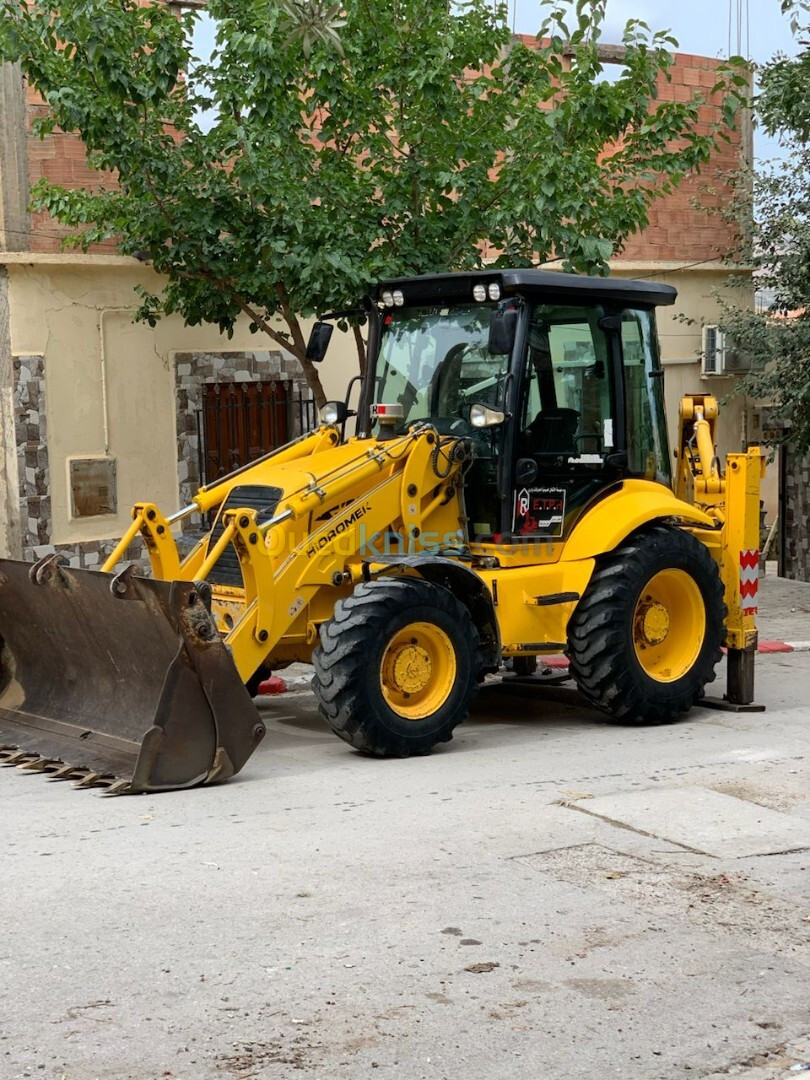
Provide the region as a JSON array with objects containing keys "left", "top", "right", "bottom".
[
  {"left": 48, "top": 765, "right": 81, "bottom": 781},
  {"left": 104, "top": 779, "right": 132, "bottom": 796},
  {"left": 41, "top": 760, "right": 67, "bottom": 775},
  {"left": 72, "top": 771, "right": 110, "bottom": 789},
  {"left": 18, "top": 756, "right": 57, "bottom": 772},
  {"left": 1, "top": 750, "right": 29, "bottom": 766}
]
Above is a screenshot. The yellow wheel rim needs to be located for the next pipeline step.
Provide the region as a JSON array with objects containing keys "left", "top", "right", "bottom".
[
  {"left": 380, "top": 621, "right": 457, "bottom": 720},
  {"left": 633, "top": 569, "right": 706, "bottom": 683}
]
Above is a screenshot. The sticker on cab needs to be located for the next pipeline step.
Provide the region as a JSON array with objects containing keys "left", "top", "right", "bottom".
[{"left": 513, "top": 487, "right": 566, "bottom": 537}]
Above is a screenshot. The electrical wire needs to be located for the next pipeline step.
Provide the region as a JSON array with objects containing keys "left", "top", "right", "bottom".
[{"left": 728, "top": 0, "right": 751, "bottom": 59}]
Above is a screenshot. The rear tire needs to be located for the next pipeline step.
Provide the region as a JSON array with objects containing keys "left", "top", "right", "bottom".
[
  {"left": 313, "top": 577, "right": 479, "bottom": 756},
  {"left": 566, "top": 525, "right": 725, "bottom": 723}
]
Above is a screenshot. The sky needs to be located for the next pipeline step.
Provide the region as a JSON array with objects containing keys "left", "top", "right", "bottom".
[{"left": 511, "top": 0, "right": 795, "bottom": 60}]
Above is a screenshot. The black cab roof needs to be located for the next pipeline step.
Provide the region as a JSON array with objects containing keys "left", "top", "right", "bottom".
[{"left": 377, "top": 269, "right": 676, "bottom": 308}]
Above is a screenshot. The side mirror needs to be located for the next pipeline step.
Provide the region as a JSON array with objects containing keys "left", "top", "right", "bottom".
[
  {"left": 305, "top": 321, "right": 333, "bottom": 363},
  {"left": 488, "top": 305, "right": 518, "bottom": 356},
  {"left": 515, "top": 457, "right": 538, "bottom": 485}
]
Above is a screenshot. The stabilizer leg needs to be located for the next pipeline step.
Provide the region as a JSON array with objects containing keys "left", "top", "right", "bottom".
[{"left": 700, "top": 645, "right": 765, "bottom": 713}]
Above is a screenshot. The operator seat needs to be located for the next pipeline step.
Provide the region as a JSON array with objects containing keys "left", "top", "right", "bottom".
[
  {"left": 429, "top": 343, "right": 467, "bottom": 416},
  {"left": 525, "top": 407, "right": 580, "bottom": 456}
]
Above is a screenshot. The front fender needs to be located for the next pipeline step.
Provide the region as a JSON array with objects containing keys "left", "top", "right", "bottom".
[{"left": 562, "top": 480, "right": 716, "bottom": 563}]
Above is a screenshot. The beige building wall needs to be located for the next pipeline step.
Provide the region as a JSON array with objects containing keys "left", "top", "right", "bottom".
[{"left": 1, "top": 253, "right": 358, "bottom": 558}]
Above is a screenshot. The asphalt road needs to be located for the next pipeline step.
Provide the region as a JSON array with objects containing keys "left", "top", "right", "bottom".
[{"left": 2, "top": 652, "right": 809, "bottom": 1080}]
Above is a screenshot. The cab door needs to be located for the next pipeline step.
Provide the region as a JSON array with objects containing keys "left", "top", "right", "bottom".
[{"left": 508, "top": 303, "right": 623, "bottom": 550}]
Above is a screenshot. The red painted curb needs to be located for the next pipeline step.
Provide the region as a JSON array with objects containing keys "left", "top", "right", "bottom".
[
  {"left": 257, "top": 676, "right": 288, "bottom": 694},
  {"left": 542, "top": 642, "right": 798, "bottom": 665},
  {"left": 757, "top": 641, "right": 794, "bottom": 653}
]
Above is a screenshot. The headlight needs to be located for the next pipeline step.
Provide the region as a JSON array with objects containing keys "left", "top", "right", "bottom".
[
  {"left": 381, "top": 290, "right": 394, "bottom": 308},
  {"left": 392, "top": 289, "right": 405, "bottom": 307},
  {"left": 488, "top": 282, "right": 501, "bottom": 301},
  {"left": 472, "top": 284, "right": 487, "bottom": 302},
  {"left": 319, "top": 402, "right": 341, "bottom": 425},
  {"left": 470, "top": 403, "right": 506, "bottom": 429}
]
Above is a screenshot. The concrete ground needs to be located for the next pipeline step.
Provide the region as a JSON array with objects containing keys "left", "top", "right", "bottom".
[{"left": 1, "top": 577, "right": 809, "bottom": 1080}]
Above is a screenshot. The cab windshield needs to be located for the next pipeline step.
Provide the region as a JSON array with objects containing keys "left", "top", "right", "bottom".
[{"left": 374, "top": 304, "right": 508, "bottom": 433}]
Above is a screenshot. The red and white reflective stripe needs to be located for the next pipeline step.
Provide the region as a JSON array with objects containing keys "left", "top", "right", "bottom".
[{"left": 739, "top": 549, "right": 759, "bottom": 614}]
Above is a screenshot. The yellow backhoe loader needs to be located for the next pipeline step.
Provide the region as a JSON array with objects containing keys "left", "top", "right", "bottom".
[{"left": 0, "top": 270, "right": 764, "bottom": 793}]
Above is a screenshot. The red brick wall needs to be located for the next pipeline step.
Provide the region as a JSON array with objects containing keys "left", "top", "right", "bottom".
[
  {"left": 614, "top": 51, "right": 744, "bottom": 264},
  {"left": 25, "top": 83, "right": 120, "bottom": 254},
  {"left": 509, "top": 39, "right": 745, "bottom": 267}
]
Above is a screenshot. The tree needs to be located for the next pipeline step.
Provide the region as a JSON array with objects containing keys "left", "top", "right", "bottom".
[
  {"left": 0, "top": 0, "right": 745, "bottom": 405},
  {"left": 719, "top": 0, "right": 810, "bottom": 451},
  {"left": 758, "top": 1, "right": 810, "bottom": 139}
]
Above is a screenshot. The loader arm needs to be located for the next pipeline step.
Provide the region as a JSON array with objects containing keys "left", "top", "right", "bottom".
[
  {"left": 215, "top": 426, "right": 468, "bottom": 683},
  {"left": 100, "top": 426, "right": 343, "bottom": 580},
  {"left": 0, "top": 423, "right": 466, "bottom": 793}
]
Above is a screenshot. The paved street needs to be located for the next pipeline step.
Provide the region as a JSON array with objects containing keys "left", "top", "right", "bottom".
[{"left": 1, "top": 580, "right": 809, "bottom": 1080}]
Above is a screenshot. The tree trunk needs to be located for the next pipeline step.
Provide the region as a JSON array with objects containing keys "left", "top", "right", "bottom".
[
  {"left": 294, "top": 351, "right": 328, "bottom": 409},
  {"left": 274, "top": 285, "right": 328, "bottom": 409},
  {"left": 353, "top": 323, "right": 367, "bottom": 375},
  {"left": 232, "top": 293, "right": 328, "bottom": 408}
]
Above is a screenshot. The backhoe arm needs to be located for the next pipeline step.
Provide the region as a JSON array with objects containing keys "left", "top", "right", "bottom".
[
  {"left": 675, "top": 394, "right": 723, "bottom": 506},
  {"left": 676, "top": 394, "right": 765, "bottom": 707}
]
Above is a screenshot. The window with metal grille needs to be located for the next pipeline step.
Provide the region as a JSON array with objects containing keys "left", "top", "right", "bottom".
[{"left": 200, "top": 380, "right": 289, "bottom": 486}]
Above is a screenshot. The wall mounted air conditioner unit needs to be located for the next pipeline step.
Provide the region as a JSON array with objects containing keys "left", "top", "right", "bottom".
[
  {"left": 702, "top": 325, "right": 752, "bottom": 375},
  {"left": 702, "top": 325, "right": 725, "bottom": 375}
]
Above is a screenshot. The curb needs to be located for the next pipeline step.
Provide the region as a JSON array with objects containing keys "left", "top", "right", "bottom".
[
  {"left": 257, "top": 675, "right": 288, "bottom": 695},
  {"left": 543, "top": 642, "right": 810, "bottom": 667},
  {"left": 758, "top": 640, "right": 810, "bottom": 653},
  {"left": 256, "top": 674, "right": 313, "bottom": 696}
]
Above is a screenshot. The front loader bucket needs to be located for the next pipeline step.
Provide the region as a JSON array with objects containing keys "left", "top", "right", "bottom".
[{"left": 0, "top": 556, "right": 265, "bottom": 794}]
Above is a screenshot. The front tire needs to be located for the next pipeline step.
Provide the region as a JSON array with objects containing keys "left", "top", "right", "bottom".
[
  {"left": 566, "top": 525, "right": 725, "bottom": 723},
  {"left": 313, "top": 577, "right": 479, "bottom": 756}
]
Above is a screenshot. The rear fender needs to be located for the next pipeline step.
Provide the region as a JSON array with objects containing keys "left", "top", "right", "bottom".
[
  {"left": 365, "top": 554, "right": 500, "bottom": 672},
  {"left": 562, "top": 480, "right": 716, "bottom": 563}
]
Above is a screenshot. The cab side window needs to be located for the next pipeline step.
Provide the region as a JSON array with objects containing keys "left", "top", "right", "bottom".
[
  {"left": 621, "top": 310, "right": 671, "bottom": 484},
  {"left": 522, "top": 306, "right": 614, "bottom": 462}
]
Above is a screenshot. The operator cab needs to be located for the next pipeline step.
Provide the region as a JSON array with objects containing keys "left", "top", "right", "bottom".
[{"left": 320, "top": 270, "right": 676, "bottom": 555}]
